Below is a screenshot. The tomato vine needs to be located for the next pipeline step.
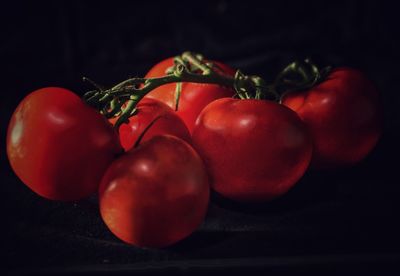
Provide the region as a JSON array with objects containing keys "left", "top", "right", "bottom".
[{"left": 83, "top": 51, "right": 280, "bottom": 128}]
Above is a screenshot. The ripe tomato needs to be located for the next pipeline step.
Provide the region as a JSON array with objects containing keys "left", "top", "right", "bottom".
[
  {"left": 99, "top": 135, "right": 209, "bottom": 248},
  {"left": 7, "top": 87, "right": 121, "bottom": 201},
  {"left": 110, "top": 98, "right": 191, "bottom": 151},
  {"left": 281, "top": 68, "right": 382, "bottom": 169},
  {"left": 143, "top": 57, "right": 236, "bottom": 133},
  {"left": 192, "top": 98, "right": 312, "bottom": 202}
]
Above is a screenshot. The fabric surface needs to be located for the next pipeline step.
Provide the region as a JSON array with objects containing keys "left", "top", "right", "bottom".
[{"left": 1, "top": 1, "right": 399, "bottom": 275}]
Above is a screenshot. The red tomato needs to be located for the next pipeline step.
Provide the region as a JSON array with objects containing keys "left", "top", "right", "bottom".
[
  {"left": 281, "top": 68, "right": 382, "bottom": 169},
  {"left": 192, "top": 98, "right": 312, "bottom": 202},
  {"left": 99, "top": 135, "right": 209, "bottom": 248},
  {"left": 143, "top": 57, "right": 236, "bottom": 133},
  {"left": 110, "top": 98, "right": 191, "bottom": 151},
  {"left": 7, "top": 87, "right": 121, "bottom": 201}
]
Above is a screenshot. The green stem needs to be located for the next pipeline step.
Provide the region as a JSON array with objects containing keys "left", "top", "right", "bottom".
[
  {"left": 181, "top": 51, "right": 211, "bottom": 75},
  {"left": 273, "top": 59, "right": 331, "bottom": 94},
  {"left": 174, "top": 82, "right": 182, "bottom": 111}
]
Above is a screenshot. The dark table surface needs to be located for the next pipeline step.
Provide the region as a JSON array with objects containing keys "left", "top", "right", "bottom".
[{"left": 1, "top": 1, "right": 400, "bottom": 275}]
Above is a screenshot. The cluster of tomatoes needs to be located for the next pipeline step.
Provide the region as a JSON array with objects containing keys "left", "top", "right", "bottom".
[{"left": 6, "top": 53, "right": 382, "bottom": 248}]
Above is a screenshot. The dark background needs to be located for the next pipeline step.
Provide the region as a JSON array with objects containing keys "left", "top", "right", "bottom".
[{"left": 1, "top": 1, "right": 400, "bottom": 275}]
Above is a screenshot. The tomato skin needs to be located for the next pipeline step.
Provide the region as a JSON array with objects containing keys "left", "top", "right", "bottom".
[
  {"left": 281, "top": 68, "right": 382, "bottom": 169},
  {"left": 143, "top": 57, "right": 236, "bottom": 133},
  {"left": 99, "top": 135, "right": 209, "bottom": 248},
  {"left": 110, "top": 98, "right": 191, "bottom": 151},
  {"left": 7, "top": 87, "right": 121, "bottom": 201},
  {"left": 192, "top": 98, "right": 312, "bottom": 202}
]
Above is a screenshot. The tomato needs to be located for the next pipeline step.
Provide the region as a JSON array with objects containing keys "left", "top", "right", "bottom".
[
  {"left": 281, "top": 68, "right": 382, "bottom": 169},
  {"left": 7, "top": 87, "right": 121, "bottom": 201},
  {"left": 192, "top": 98, "right": 312, "bottom": 202},
  {"left": 143, "top": 57, "right": 236, "bottom": 133},
  {"left": 110, "top": 98, "right": 191, "bottom": 151},
  {"left": 99, "top": 135, "right": 209, "bottom": 248}
]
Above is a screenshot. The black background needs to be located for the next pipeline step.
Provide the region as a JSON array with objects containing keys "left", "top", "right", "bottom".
[{"left": 1, "top": 1, "right": 400, "bottom": 275}]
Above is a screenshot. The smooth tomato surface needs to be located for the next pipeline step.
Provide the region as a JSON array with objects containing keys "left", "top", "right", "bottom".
[
  {"left": 99, "top": 135, "right": 209, "bottom": 248},
  {"left": 110, "top": 98, "right": 191, "bottom": 151},
  {"left": 143, "top": 57, "right": 236, "bottom": 133},
  {"left": 281, "top": 68, "right": 382, "bottom": 169},
  {"left": 7, "top": 87, "right": 121, "bottom": 201},
  {"left": 192, "top": 98, "right": 312, "bottom": 202}
]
